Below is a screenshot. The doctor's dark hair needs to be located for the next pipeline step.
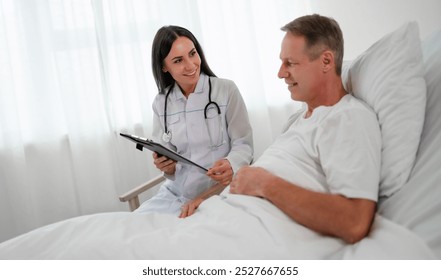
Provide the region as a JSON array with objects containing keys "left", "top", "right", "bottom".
[
  {"left": 151, "top": 25, "right": 216, "bottom": 94},
  {"left": 281, "top": 14, "right": 344, "bottom": 76}
]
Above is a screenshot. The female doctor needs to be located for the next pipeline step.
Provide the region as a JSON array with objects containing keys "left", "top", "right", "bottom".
[{"left": 135, "top": 25, "right": 253, "bottom": 218}]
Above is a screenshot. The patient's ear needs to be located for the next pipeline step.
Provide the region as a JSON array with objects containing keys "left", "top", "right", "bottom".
[{"left": 322, "top": 51, "right": 333, "bottom": 73}]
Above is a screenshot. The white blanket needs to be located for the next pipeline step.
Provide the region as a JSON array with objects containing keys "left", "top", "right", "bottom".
[{"left": 0, "top": 193, "right": 434, "bottom": 259}]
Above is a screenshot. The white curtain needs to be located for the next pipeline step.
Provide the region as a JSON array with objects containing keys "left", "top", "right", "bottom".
[{"left": 0, "top": 0, "right": 307, "bottom": 242}]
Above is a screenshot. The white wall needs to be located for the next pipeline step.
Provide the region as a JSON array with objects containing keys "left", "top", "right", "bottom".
[{"left": 310, "top": 0, "right": 441, "bottom": 60}]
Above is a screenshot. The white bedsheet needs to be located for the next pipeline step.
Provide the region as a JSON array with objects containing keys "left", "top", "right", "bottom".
[{"left": 0, "top": 193, "right": 434, "bottom": 259}]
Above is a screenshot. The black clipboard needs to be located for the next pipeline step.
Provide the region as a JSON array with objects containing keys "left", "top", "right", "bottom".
[{"left": 119, "top": 133, "right": 208, "bottom": 172}]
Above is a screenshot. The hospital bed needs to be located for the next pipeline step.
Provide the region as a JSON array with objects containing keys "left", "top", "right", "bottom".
[{"left": 0, "top": 22, "right": 440, "bottom": 259}]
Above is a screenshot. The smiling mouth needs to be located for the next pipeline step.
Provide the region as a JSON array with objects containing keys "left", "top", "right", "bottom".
[{"left": 184, "top": 69, "right": 198, "bottom": 77}]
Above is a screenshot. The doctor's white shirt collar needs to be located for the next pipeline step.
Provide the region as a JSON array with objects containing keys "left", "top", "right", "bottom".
[{"left": 169, "top": 73, "right": 209, "bottom": 101}]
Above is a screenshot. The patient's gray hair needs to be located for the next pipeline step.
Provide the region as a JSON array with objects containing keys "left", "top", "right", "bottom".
[{"left": 281, "top": 14, "right": 344, "bottom": 76}]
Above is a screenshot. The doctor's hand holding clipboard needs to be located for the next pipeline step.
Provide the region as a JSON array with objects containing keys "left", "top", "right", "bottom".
[
  {"left": 152, "top": 152, "right": 176, "bottom": 176},
  {"left": 153, "top": 152, "right": 233, "bottom": 186}
]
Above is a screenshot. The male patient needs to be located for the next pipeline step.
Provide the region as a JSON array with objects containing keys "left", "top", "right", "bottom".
[{"left": 229, "top": 14, "right": 381, "bottom": 244}]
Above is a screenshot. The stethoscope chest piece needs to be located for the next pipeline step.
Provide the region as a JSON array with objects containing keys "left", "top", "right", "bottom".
[{"left": 162, "top": 131, "right": 172, "bottom": 143}]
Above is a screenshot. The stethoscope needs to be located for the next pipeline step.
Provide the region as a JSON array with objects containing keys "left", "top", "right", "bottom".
[{"left": 162, "top": 77, "right": 225, "bottom": 148}]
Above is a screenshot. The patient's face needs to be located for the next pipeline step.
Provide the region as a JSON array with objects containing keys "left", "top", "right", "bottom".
[
  {"left": 278, "top": 32, "right": 323, "bottom": 103},
  {"left": 162, "top": 36, "right": 201, "bottom": 96}
]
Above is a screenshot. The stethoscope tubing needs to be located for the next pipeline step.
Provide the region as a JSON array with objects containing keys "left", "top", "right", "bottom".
[{"left": 163, "top": 76, "right": 220, "bottom": 141}]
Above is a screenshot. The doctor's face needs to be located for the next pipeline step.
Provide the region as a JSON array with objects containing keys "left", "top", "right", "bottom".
[
  {"left": 162, "top": 36, "right": 201, "bottom": 95},
  {"left": 278, "top": 32, "right": 323, "bottom": 103}
]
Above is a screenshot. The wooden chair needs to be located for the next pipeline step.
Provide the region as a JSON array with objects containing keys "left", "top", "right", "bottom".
[{"left": 119, "top": 175, "right": 165, "bottom": 211}]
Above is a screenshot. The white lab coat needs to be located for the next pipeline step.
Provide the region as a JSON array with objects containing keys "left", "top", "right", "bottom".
[{"left": 135, "top": 73, "right": 253, "bottom": 215}]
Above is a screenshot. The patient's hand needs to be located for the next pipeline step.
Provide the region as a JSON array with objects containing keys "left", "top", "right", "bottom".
[
  {"left": 180, "top": 183, "right": 227, "bottom": 218},
  {"left": 206, "top": 159, "right": 233, "bottom": 186},
  {"left": 179, "top": 198, "right": 204, "bottom": 218},
  {"left": 230, "top": 166, "right": 274, "bottom": 197},
  {"left": 153, "top": 152, "right": 176, "bottom": 175}
]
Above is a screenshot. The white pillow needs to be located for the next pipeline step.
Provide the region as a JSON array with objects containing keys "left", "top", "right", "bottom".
[
  {"left": 419, "top": 28, "right": 441, "bottom": 155},
  {"left": 341, "top": 22, "right": 426, "bottom": 198}
]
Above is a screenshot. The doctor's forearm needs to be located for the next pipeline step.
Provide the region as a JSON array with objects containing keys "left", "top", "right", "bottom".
[{"left": 196, "top": 183, "right": 226, "bottom": 200}]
